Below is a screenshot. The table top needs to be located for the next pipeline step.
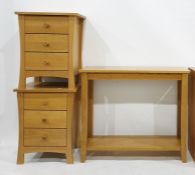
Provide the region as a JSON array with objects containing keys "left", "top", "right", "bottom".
[
  {"left": 15, "top": 12, "right": 85, "bottom": 19},
  {"left": 79, "top": 66, "right": 190, "bottom": 74}
]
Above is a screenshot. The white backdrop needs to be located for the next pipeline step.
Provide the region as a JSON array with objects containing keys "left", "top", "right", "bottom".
[{"left": 1, "top": 0, "right": 195, "bottom": 143}]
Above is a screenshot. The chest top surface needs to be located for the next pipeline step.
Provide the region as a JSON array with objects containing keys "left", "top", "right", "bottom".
[{"left": 15, "top": 11, "right": 85, "bottom": 19}]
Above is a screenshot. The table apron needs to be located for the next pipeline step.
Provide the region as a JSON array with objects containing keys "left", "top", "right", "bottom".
[{"left": 87, "top": 73, "right": 183, "bottom": 80}]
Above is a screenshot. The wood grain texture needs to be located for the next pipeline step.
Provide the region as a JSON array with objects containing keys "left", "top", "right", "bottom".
[
  {"left": 78, "top": 19, "right": 84, "bottom": 69},
  {"left": 177, "top": 81, "right": 181, "bottom": 138},
  {"left": 80, "top": 73, "right": 88, "bottom": 163},
  {"left": 18, "top": 15, "right": 26, "bottom": 88},
  {"left": 16, "top": 12, "right": 85, "bottom": 88},
  {"left": 188, "top": 68, "right": 195, "bottom": 161},
  {"left": 80, "top": 68, "right": 189, "bottom": 162},
  {"left": 88, "top": 81, "right": 94, "bottom": 137},
  {"left": 24, "top": 93, "right": 67, "bottom": 110},
  {"left": 25, "top": 52, "right": 69, "bottom": 71},
  {"left": 25, "top": 34, "right": 69, "bottom": 52},
  {"left": 24, "top": 129, "right": 67, "bottom": 146},
  {"left": 87, "top": 73, "right": 182, "bottom": 80},
  {"left": 23, "top": 146, "right": 67, "bottom": 153},
  {"left": 17, "top": 93, "right": 24, "bottom": 164},
  {"left": 75, "top": 87, "right": 81, "bottom": 148},
  {"left": 87, "top": 136, "right": 180, "bottom": 151},
  {"left": 15, "top": 12, "right": 84, "bottom": 164},
  {"left": 15, "top": 12, "right": 86, "bottom": 19},
  {"left": 25, "top": 16, "right": 69, "bottom": 34},
  {"left": 25, "top": 70, "right": 68, "bottom": 78},
  {"left": 15, "top": 89, "right": 78, "bottom": 164},
  {"left": 24, "top": 110, "right": 67, "bottom": 128},
  {"left": 66, "top": 93, "right": 74, "bottom": 164},
  {"left": 180, "top": 74, "right": 188, "bottom": 163},
  {"left": 67, "top": 17, "right": 76, "bottom": 89},
  {"left": 80, "top": 66, "right": 189, "bottom": 73}
]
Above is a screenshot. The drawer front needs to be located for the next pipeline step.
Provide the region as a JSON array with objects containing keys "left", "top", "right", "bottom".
[
  {"left": 24, "top": 93, "right": 67, "bottom": 110},
  {"left": 24, "top": 129, "right": 66, "bottom": 146},
  {"left": 25, "top": 16, "right": 69, "bottom": 34},
  {"left": 25, "top": 52, "right": 69, "bottom": 70},
  {"left": 24, "top": 111, "right": 67, "bottom": 128},
  {"left": 25, "top": 34, "right": 69, "bottom": 52}
]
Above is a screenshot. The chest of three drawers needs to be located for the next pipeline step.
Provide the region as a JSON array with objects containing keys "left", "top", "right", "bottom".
[
  {"left": 15, "top": 85, "right": 78, "bottom": 164},
  {"left": 16, "top": 12, "right": 85, "bottom": 89}
]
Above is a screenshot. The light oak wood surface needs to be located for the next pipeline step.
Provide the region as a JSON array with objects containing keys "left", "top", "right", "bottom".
[
  {"left": 25, "top": 34, "right": 69, "bottom": 52},
  {"left": 17, "top": 93, "right": 24, "bottom": 164},
  {"left": 25, "top": 16, "right": 69, "bottom": 34},
  {"left": 15, "top": 12, "right": 84, "bottom": 164},
  {"left": 15, "top": 12, "right": 86, "bottom": 19},
  {"left": 87, "top": 136, "right": 180, "bottom": 151},
  {"left": 24, "top": 93, "right": 68, "bottom": 110},
  {"left": 80, "top": 66, "right": 189, "bottom": 73},
  {"left": 80, "top": 67, "right": 189, "bottom": 163},
  {"left": 16, "top": 89, "right": 78, "bottom": 164},
  {"left": 24, "top": 110, "right": 67, "bottom": 128},
  {"left": 25, "top": 52, "right": 69, "bottom": 71},
  {"left": 16, "top": 12, "right": 85, "bottom": 89},
  {"left": 24, "top": 129, "right": 67, "bottom": 146},
  {"left": 188, "top": 68, "right": 195, "bottom": 161}
]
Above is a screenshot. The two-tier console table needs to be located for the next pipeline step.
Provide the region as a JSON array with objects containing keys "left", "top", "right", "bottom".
[{"left": 79, "top": 66, "right": 189, "bottom": 163}]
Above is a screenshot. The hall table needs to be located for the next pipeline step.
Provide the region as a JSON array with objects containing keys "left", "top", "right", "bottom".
[{"left": 79, "top": 66, "right": 189, "bottom": 163}]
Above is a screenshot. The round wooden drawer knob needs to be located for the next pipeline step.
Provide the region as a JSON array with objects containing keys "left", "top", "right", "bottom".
[
  {"left": 42, "top": 118, "right": 47, "bottom": 123},
  {"left": 43, "top": 23, "right": 50, "bottom": 29},
  {"left": 42, "top": 42, "right": 50, "bottom": 47},
  {"left": 42, "top": 102, "right": 49, "bottom": 106},
  {"left": 43, "top": 61, "right": 50, "bottom": 66},
  {"left": 42, "top": 136, "right": 47, "bottom": 141}
]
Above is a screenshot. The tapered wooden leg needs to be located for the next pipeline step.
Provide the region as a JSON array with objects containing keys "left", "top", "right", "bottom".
[
  {"left": 80, "top": 73, "right": 88, "bottom": 163},
  {"left": 66, "top": 151, "right": 73, "bottom": 164},
  {"left": 17, "top": 93, "right": 24, "bottom": 164},
  {"left": 177, "top": 81, "right": 181, "bottom": 138},
  {"left": 180, "top": 74, "right": 188, "bottom": 163},
  {"left": 88, "top": 81, "right": 94, "bottom": 137},
  {"left": 17, "top": 149, "right": 24, "bottom": 164}
]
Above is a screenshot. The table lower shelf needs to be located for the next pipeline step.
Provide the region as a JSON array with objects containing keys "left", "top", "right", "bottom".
[{"left": 87, "top": 136, "right": 180, "bottom": 151}]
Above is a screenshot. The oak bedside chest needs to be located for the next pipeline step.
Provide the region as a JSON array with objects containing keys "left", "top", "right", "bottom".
[
  {"left": 15, "top": 12, "right": 85, "bottom": 89},
  {"left": 14, "top": 12, "right": 85, "bottom": 164},
  {"left": 14, "top": 82, "right": 79, "bottom": 164}
]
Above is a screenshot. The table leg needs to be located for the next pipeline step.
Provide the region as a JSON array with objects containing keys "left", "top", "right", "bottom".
[
  {"left": 88, "top": 81, "right": 94, "bottom": 137},
  {"left": 177, "top": 81, "right": 181, "bottom": 138},
  {"left": 181, "top": 74, "right": 188, "bottom": 163},
  {"left": 66, "top": 93, "right": 74, "bottom": 164},
  {"left": 80, "top": 73, "right": 88, "bottom": 163}
]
